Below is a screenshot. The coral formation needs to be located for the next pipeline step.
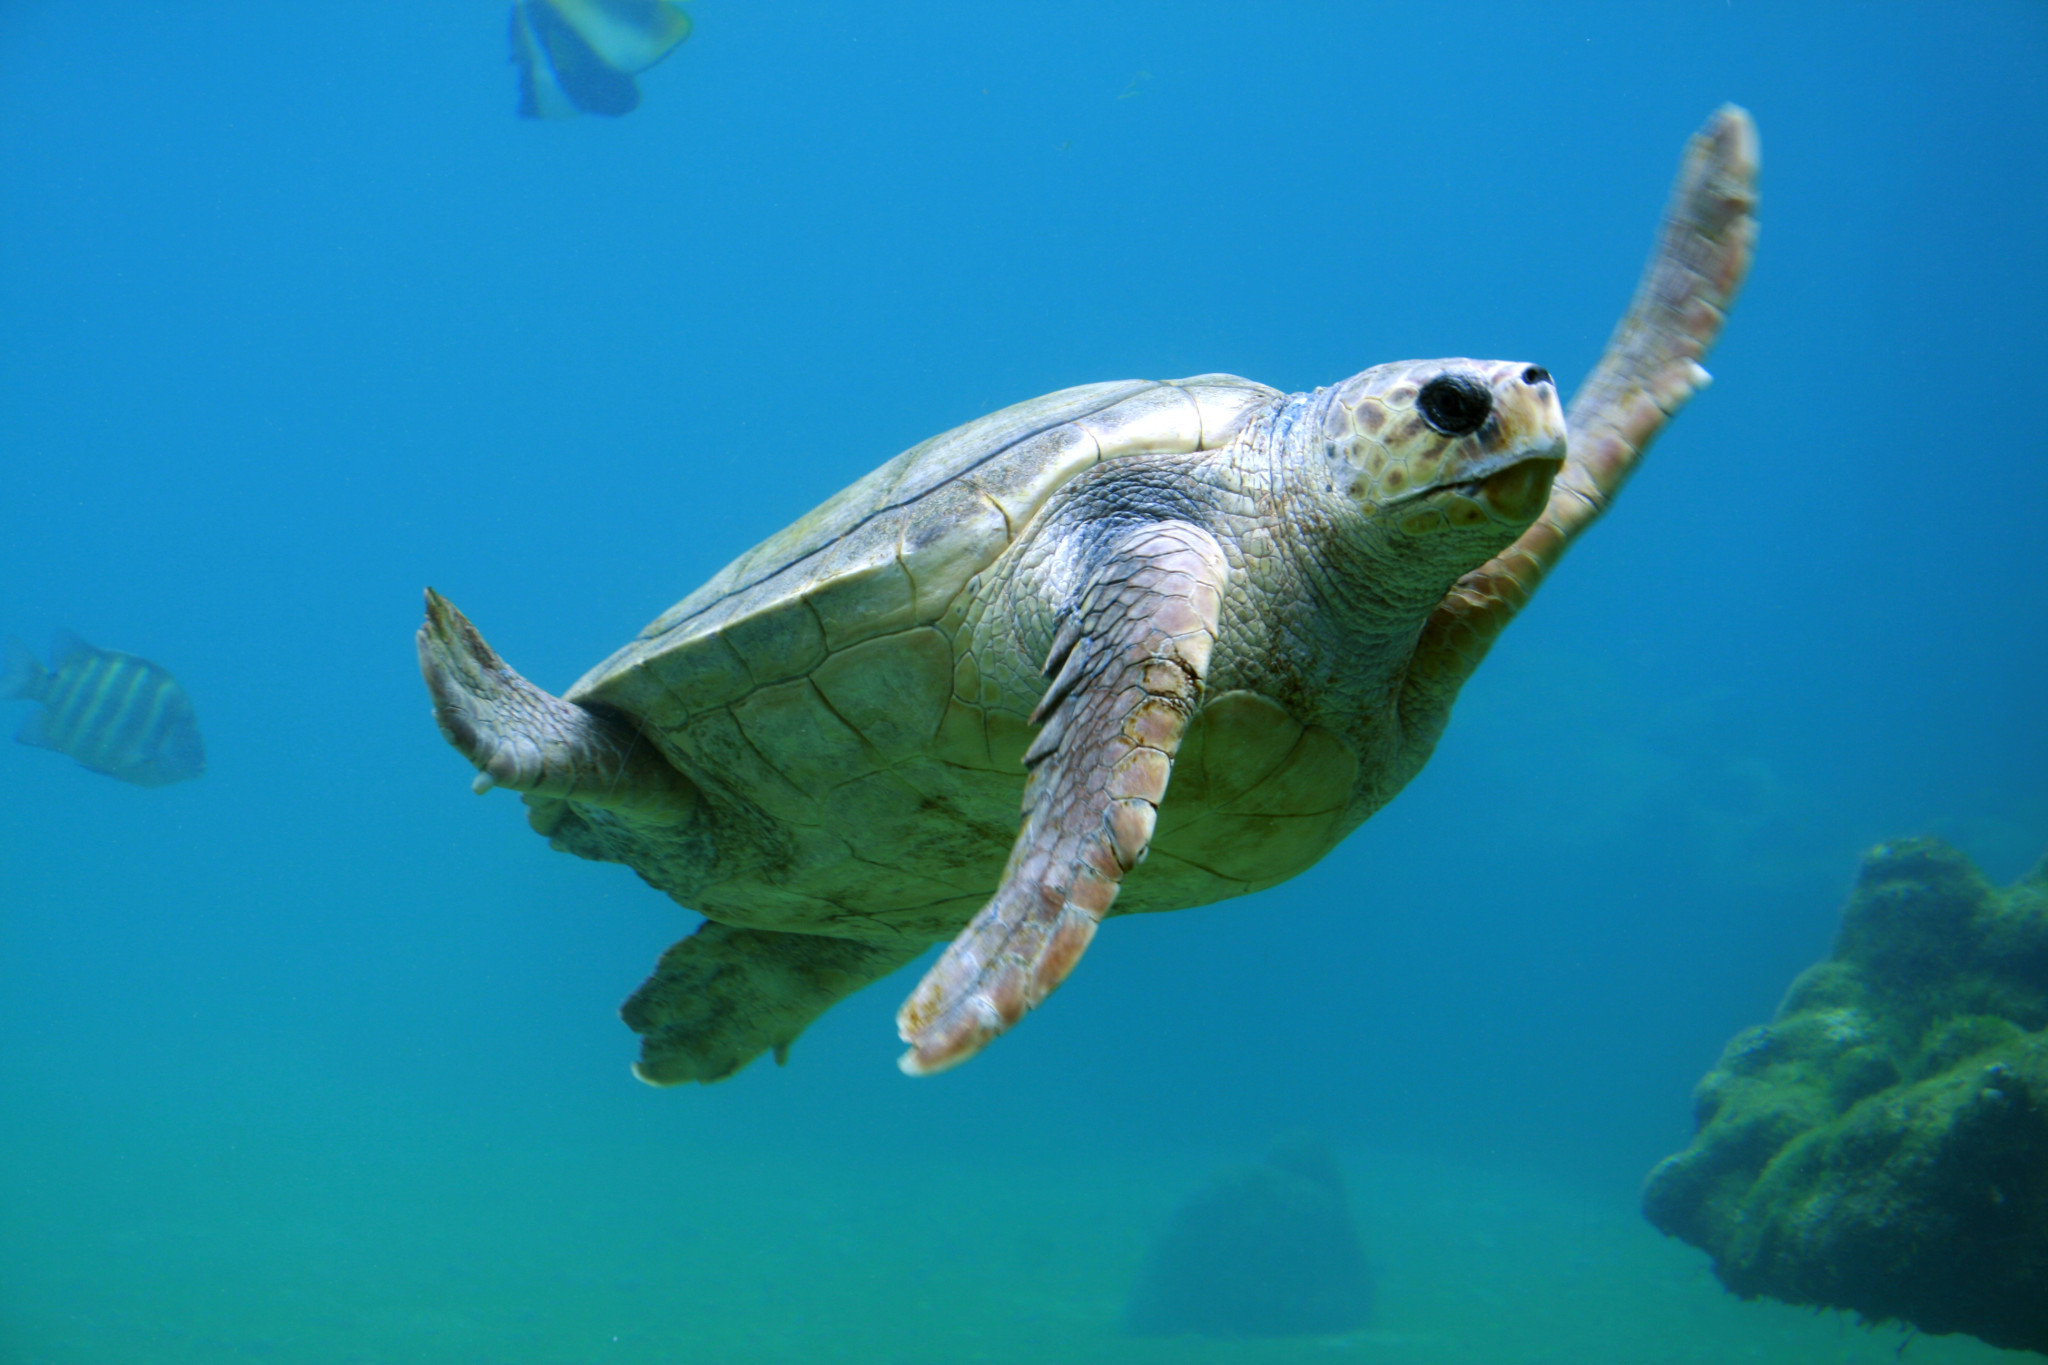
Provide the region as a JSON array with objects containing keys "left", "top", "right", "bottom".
[
  {"left": 1644, "top": 838, "right": 2048, "bottom": 1354},
  {"left": 1124, "top": 1133, "right": 1372, "bottom": 1338}
]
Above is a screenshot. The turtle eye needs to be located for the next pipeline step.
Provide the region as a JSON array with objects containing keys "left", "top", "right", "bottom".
[{"left": 1416, "top": 373, "right": 1493, "bottom": 437}]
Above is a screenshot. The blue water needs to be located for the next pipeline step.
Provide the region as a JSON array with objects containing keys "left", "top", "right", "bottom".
[{"left": 3, "top": 3, "right": 2043, "bottom": 1361}]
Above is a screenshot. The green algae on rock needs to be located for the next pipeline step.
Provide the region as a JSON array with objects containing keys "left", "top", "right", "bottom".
[{"left": 1644, "top": 838, "right": 2048, "bottom": 1355}]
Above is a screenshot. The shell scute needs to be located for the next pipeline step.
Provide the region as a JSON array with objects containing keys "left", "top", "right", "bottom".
[
  {"left": 719, "top": 597, "right": 828, "bottom": 687},
  {"left": 730, "top": 677, "right": 875, "bottom": 800},
  {"left": 633, "top": 631, "right": 753, "bottom": 732},
  {"left": 809, "top": 627, "right": 953, "bottom": 763},
  {"left": 896, "top": 479, "right": 1013, "bottom": 618},
  {"left": 1078, "top": 381, "right": 1208, "bottom": 459},
  {"left": 800, "top": 512, "right": 920, "bottom": 648},
  {"left": 678, "top": 706, "right": 810, "bottom": 817},
  {"left": 933, "top": 697, "right": 994, "bottom": 771},
  {"left": 1156, "top": 690, "right": 1299, "bottom": 821},
  {"left": 573, "top": 376, "right": 1279, "bottom": 757},
  {"left": 970, "top": 421, "right": 1101, "bottom": 538},
  {"left": 1174, "top": 374, "right": 1283, "bottom": 447},
  {"left": 889, "top": 380, "right": 1150, "bottom": 507},
  {"left": 1154, "top": 809, "right": 1348, "bottom": 887},
  {"left": 802, "top": 554, "right": 919, "bottom": 652},
  {"left": 1222, "top": 726, "right": 1359, "bottom": 818}
]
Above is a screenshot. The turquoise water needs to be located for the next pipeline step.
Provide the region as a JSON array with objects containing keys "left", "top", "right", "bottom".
[{"left": 2, "top": 3, "right": 2044, "bottom": 1361}]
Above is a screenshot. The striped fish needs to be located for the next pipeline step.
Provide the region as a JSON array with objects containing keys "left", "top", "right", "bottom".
[{"left": 2, "top": 631, "right": 205, "bottom": 787}]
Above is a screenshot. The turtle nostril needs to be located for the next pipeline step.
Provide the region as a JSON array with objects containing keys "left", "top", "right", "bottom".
[{"left": 1521, "top": 366, "right": 1553, "bottom": 387}]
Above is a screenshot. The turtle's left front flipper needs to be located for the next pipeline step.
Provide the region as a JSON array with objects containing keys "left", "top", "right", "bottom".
[
  {"left": 896, "top": 522, "right": 1229, "bottom": 1075},
  {"left": 1402, "top": 106, "right": 1759, "bottom": 736}
]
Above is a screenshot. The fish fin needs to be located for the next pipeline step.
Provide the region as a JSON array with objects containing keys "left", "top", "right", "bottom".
[
  {"left": 15, "top": 709, "right": 59, "bottom": 751},
  {"left": 550, "top": 0, "right": 692, "bottom": 74},
  {"left": 510, "top": 3, "right": 579, "bottom": 119},
  {"left": 2, "top": 638, "right": 45, "bottom": 702},
  {"left": 49, "top": 628, "right": 95, "bottom": 668},
  {"left": 527, "top": 0, "right": 644, "bottom": 117}
]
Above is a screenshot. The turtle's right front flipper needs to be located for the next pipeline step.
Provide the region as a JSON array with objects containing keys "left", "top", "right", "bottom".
[
  {"left": 896, "top": 521, "right": 1228, "bottom": 1076},
  {"left": 417, "top": 588, "right": 694, "bottom": 815}
]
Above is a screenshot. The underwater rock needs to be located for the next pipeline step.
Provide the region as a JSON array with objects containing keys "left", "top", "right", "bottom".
[
  {"left": 1644, "top": 838, "right": 2048, "bottom": 1354},
  {"left": 1124, "top": 1132, "right": 1372, "bottom": 1338}
]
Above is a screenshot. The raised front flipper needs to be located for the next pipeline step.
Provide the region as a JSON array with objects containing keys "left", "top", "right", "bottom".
[
  {"left": 416, "top": 588, "right": 695, "bottom": 816},
  {"left": 1404, "top": 105, "right": 1759, "bottom": 735},
  {"left": 896, "top": 522, "right": 1229, "bottom": 1075},
  {"left": 624, "top": 924, "right": 923, "bottom": 1084}
]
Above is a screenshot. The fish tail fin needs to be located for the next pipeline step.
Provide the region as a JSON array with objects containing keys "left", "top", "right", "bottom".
[
  {"left": 2, "top": 638, "right": 46, "bottom": 702},
  {"left": 578, "top": 0, "right": 692, "bottom": 73}
]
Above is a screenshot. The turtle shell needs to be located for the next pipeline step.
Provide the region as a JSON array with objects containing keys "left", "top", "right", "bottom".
[{"left": 567, "top": 375, "right": 1278, "bottom": 734}]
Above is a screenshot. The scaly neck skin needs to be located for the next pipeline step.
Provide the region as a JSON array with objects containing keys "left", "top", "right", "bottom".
[{"left": 1200, "top": 390, "right": 1470, "bottom": 732}]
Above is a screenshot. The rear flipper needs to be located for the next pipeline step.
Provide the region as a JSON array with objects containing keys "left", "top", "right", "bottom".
[
  {"left": 416, "top": 588, "right": 695, "bottom": 817},
  {"left": 622, "top": 924, "right": 924, "bottom": 1085}
]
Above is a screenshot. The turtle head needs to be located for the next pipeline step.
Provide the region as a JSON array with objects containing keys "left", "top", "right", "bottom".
[{"left": 1312, "top": 358, "right": 1565, "bottom": 563}]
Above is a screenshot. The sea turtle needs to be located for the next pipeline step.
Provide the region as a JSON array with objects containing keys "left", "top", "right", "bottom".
[{"left": 420, "top": 107, "right": 1758, "bottom": 1084}]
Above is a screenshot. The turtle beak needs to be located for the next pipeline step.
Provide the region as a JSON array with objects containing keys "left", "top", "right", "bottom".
[
  {"left": 1460, "top": 362, "right": 1566, "bottom": 523},
  {"left": 1474, "top": 446, "right": 1563, "bottom": 523},
  {"left": 1388, "top": 438, "right": 1563, "bottom": 523}
]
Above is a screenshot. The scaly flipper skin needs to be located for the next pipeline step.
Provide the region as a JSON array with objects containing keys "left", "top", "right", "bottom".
[
  {"left": 624, "top": 924, "right": 923, "bottom": 1084},
  {"left": 1403, "top": 105, "right": 1760, "bottom": 736},
  {"left": 896, "top": 522, "right": 1229, "bottom": 1074},
  {"left": 416, "top": 588, "right": 696, "bottom": 816}
]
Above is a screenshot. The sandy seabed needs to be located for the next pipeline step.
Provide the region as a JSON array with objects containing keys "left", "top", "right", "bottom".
[{"left": 0, "top": 1104, "right": 2031, "bottom": 1365}]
